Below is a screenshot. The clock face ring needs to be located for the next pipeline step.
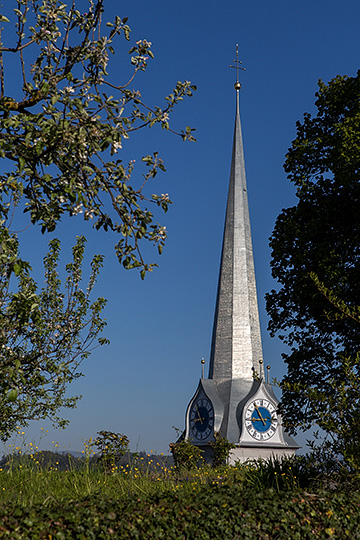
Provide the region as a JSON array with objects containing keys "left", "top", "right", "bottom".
[
  {"left": 245, "top": 398, "right": 278, "bottom": 441},
  {"left": 189, "top": 397, "right": 214, "bottom": 440}
]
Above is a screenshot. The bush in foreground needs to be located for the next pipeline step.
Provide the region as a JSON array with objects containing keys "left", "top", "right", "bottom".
[{"left": 0, "top": 485, "right": 359, "bottom": 539}]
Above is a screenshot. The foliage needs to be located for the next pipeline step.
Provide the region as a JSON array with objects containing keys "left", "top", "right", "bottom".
[
  {"left": 0, "top": 483, "right": 359, "bottom": 539},
  {"left": 232, "top": 457, "right": 300, "bottom": 492},
  {"left": 0, "top": 233, "right": 107, "bottom": 440},
  {"left": 266, "top": 71, "right": 360, "bottom": 460},
  {"left": 208, "top": 432, "right": 235, "bottom": 468},
  {"left": 231, "top": 454, "right": 345, "bottom": 492},
  {"left": 0, "top": 437, "right": 359, "bottom": 538},
  {"left": 0, "top": 0, "right": 195, "bottom": 276},
  {"left": 94, "top": 430, "right": 130, "bottom": 473},
  {"left": 169, "top": 439, "right": 204, "bottom": 470}
]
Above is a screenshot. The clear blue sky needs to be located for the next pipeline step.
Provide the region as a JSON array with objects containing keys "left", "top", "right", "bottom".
[{"left": 2, "top": 0, "right": 359, "bottom": 454}]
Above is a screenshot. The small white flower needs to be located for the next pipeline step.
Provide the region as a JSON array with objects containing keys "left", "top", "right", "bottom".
[
  {"left": 112, "top": 141, "right": 122, "bottom": 152},
  {"left": 72, "top": 203, "right": 83, "bottom": 215},
  {"left": 136, "top": 39, "right": 152, "bottom": 48},
  {"left": 63, "top": 86, "right": 75, "bottom": 94}
]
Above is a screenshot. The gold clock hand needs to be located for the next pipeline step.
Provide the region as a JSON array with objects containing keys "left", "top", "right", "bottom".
[
  {"left": 254, "top": 404, "right": 266, "bottom": 426},
  {"left": 195, "top": 404, "right": 204, "bottom": 425}
]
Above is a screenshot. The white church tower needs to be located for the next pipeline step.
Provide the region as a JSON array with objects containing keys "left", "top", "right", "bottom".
[{"left": 182, "top": 49, "right": 298, "bottom": 463}]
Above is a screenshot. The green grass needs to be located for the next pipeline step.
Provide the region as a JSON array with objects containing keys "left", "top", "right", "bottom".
[
  {"left": 0, "top": 443, "right": 352, "bottom": 507},
  {"left": 0, "top": 457, "right": 239, "bottom": 507},
  {"left": 0, "top": 437, "right": 359, "bottom": 538}
]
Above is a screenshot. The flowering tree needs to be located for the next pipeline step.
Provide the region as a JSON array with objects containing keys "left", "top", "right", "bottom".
[
  {"left": 0, "top": 0, "right": 195, "bottom": 276},
  {"left": 0, "top": 0, "right": 195, "bottom": 437}
]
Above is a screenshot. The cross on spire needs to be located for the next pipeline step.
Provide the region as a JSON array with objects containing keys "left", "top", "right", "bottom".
[{"left": 230, "top": 44, "right": 246, "bottom": 90}]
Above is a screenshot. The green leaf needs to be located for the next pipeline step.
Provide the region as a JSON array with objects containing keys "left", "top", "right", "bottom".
[
  {"left": 13, "top": 262, "right": 21, "bottom": 276},
  {"left": 18, "top": 156, "right": 26, "bottom": 173},
  {"left": 7, "top": 389, "right": 18, "bottom": 402}
]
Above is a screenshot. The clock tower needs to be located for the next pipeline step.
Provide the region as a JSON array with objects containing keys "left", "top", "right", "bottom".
[{"left": 182, "top": 50, "right": 298, "bottom": 463}]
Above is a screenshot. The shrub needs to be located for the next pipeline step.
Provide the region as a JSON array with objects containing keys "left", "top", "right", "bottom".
[
  {"left": 209, "top": 432, "right": 235, "bottom": 467},
  {"left": 169, "top": 439, "right": 204, "bottom": 470},
  {"left": 94, "top": 431, "right": 130, "bottom": 473}
]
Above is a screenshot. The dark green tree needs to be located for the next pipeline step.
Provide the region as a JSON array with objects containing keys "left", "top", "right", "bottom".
[{"left": 266, "top": 71, "right": 360, "bottom": 465}]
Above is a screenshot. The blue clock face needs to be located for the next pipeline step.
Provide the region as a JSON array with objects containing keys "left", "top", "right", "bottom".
[
  {"left": 190, "top": 397, "right": 214, "bottom": 440},
  {"left": 245, "top": 399, "right": 278, "bottom": 441}
]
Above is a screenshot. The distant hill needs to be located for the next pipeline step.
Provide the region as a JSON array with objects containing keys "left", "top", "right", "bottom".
[{"left": 0, "top": 450, "right": 173, "bottom": 471}]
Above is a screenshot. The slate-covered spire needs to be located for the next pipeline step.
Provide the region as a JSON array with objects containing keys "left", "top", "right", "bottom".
[{"left": 209, "top": 77, "right": 264, "bottom": 389}]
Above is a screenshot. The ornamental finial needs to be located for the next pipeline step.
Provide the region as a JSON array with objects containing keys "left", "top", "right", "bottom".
[
  {"left": 229, "top": 44, "right": 246, "bottom": 90},
  {"left": 201, "top": 357, "right": 205, "bottom": 378}
]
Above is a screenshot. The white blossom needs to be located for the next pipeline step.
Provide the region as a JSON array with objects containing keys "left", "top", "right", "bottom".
[
  {"left": 112, "top": 141, "right": 122, "bottom": 153},
  {"left": 136, "top": 39, "right": 152, "bottom": 48},
  {"left": 72, "top": 203, "right": 83, "bottom": 215}
]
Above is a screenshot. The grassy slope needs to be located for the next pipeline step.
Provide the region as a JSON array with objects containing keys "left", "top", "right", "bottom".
[{"left": 0, "top": 451, "right": 359, "bottom": 539}]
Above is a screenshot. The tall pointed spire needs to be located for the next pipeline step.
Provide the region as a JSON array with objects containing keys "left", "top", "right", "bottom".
[
  {"left": 182, "top": 52, "right": 299, "bottom": 459},
  {"left": 208, "top": 57, "right": 264, "bottom": 438}
]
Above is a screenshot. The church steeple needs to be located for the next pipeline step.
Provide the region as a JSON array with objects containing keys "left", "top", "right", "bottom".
[
  {"left": 206, "top": 56, "right": 265, "bottom": 442},
  {"left": 209, "top": 60, "right": 264, "bottom": 386},
  {"left": 181, "top": 51, "right": 299, "bottom": 461}
]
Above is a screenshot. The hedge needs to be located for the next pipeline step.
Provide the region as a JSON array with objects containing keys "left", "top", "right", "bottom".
[{"left": 0, "top": 485, "right": 359, "bottom": 539}]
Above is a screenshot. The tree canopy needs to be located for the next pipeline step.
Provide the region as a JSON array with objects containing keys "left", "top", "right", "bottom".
[{"left": 266, "top": 70, "right": 360, "bottom": 462}]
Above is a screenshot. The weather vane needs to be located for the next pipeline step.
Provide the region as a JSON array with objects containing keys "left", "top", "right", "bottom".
[{"left": 229, "top": 44, "right": 246, "bottom": 89}]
